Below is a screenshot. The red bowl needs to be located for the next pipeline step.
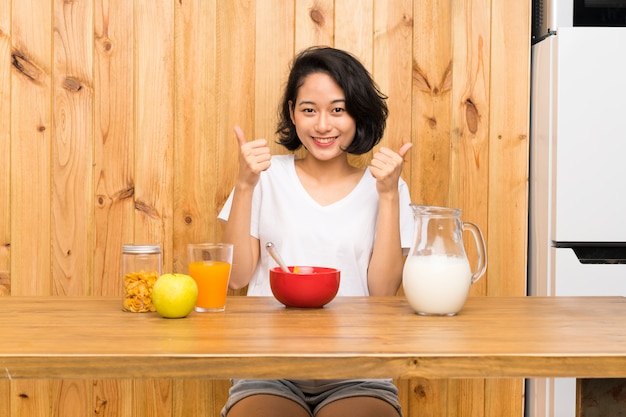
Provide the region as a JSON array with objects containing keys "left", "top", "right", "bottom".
[{"left": 269, "top": 266, "right": 340, "bottom": 308}]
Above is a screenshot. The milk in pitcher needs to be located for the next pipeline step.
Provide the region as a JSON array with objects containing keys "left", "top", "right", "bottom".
[{"left": 402, "top": 254, "right": 472, "bottom": 315}]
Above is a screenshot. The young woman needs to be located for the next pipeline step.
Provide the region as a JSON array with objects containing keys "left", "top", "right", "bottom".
[{"left": 218, "top": 46, "right": 414, "bottom": 417}]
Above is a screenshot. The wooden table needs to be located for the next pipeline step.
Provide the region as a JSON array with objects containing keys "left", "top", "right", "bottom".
[{"left": 1, "top": 295, "right": 626, "bottom": 380}]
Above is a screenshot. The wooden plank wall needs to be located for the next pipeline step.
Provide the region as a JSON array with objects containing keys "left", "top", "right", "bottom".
[{"left": 0, "top": 0, "right": 531, "bottom": 416}]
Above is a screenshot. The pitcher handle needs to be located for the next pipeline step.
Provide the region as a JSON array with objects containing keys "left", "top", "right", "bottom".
[{"left": 463, "top": 222, "right": 487, "bottom": 284}]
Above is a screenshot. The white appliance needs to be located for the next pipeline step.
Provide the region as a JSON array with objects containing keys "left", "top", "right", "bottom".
[{"left": 528, "top": 1, "right": 626, "bottom": 415}]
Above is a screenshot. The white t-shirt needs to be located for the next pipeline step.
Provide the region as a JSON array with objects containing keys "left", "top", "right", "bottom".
[{"left": 218, "top": 154, "right": 414, "bottom": 296}]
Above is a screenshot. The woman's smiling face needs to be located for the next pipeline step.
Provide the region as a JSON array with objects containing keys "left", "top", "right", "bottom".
[{"left": 289, "top": 72, "right": 356, "bottom": 161}]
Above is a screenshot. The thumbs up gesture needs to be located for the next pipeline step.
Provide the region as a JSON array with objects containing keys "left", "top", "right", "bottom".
[
  {"left": 233, "top": 125, "right": 272, "bottom": 188},
  {"left": 369, "top": 143, "right": 413, "bottom": 195}
]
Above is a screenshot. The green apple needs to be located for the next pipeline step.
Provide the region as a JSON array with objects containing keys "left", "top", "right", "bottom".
[{"left": 152, "top": 273, "right": 198, "bottom": 318}]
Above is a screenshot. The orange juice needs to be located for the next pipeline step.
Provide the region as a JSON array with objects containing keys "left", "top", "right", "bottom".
[{"left": 188, "top": 261, "right": 231, "bottom": 311}]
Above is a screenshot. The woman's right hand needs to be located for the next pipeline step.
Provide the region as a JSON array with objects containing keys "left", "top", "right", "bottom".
[
  {"left": 234, "top": 126, "right": 271, "bottom": 188},
  {"left": 222, "top": 126, "right": 270, "bottom": 290}
]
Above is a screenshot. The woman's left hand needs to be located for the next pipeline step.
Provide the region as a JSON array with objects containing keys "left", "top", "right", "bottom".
[{"left": 369, "top": 143, "right": 413, "bottom": 194}]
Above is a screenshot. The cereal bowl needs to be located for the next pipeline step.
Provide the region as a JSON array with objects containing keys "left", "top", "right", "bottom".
[{"left": 269, "top": 266, "right": 340, "bottom": 308}]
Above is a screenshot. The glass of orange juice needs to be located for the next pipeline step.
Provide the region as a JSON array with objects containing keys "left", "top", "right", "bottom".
[{"left": 187, "top": 243, "right": 233, "bottom": 312}]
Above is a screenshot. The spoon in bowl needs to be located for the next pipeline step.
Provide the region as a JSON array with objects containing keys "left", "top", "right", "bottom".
[{"left": 265, "top": 242, "right": 290, "bottom": 273}]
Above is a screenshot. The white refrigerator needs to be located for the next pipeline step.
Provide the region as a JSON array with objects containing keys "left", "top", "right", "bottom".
[{"left": 528, "top": 26, "right": 626, "bottom": 417}]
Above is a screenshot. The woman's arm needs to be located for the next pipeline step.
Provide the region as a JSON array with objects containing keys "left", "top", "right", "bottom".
[
  {"left": 221, "top": 185, "right": 260, "bottom": 290},
  {"left": 221, "top": 126, "right": 271, "bottom": 290},
  {"left": 367, "top": 143, "right": 413, "bottom": 296},
  {"left": 368, "top": 192, "right": 405, "bottom": 295}
]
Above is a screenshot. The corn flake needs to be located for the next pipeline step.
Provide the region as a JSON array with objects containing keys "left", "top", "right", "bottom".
[{"left": 122, "top": 270, "right": 158, "bottom": 312}]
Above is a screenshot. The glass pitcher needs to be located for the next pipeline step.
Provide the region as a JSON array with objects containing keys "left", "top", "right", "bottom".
[{"left": 402, "top": 205, "right": 486, "bottom": 316}]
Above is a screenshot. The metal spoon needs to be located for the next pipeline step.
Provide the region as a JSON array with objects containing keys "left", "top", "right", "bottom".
[{"left": 265, "top": 242, "right": 290, "bottom": 273}]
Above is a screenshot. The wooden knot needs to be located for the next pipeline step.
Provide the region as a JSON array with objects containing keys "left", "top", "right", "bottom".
[
  {"left": 465, "top": 98, "right": 479, "bottom": 134},
  {"left": 413, "top": 384, "right": 427, "bottom": 398},
  {"left": 11, "top": 50, "right": 46, "bottom": 84},
  {"left": 309, "top": 8, "right": 325, "bottom": 26},
  {"left": 63, "top": 77, "right": 83, "bottom": 92}
]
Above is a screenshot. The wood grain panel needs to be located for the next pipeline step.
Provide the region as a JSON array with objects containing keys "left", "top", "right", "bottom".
[
  {"left": 335, "top": 0, "right": 374, "bottom": 69},
  {"left": 11, "top": 381, "right": 51, "bottom": 417},
  {"left": 373, "top": 0, "right": 413, "bottom": 174},
  {"left": 92, "top": 379, "right": 130, "bottom": 416},
  {"left": 0, "top": 380, "right": 7, "bottom": 417},
  {"left": 409, "top": 378, "right": 448, "bottom": 416},
  {"left": 395, "top": 379, "right": 410, "bottom": 417},
  {"left": 173, "top": 379, "right": 230, "bottom": 417},
  {"left": 488, "top": 0, "right": 531, "bottom": 298},
  {"left": 410, "top": 0, "right": 453, "bottom": 208},
  {"left": 130, "top": 380, "right": 171, "bottom": 417},
  {"left": 173, "top": 0, "right": 218, "bottom": 271},
  {"left": 133, "top": 0, "right": 174, "bottom": 262},
  {"left": 10, "top": 0, "right": 52, "bottom": 296},
  {"left": 93, "top": 0, "right": 135, "bottom": 296},
  {"left": 485, "top": 378, "right": 525, "bottom": 417},
  {"left": 295, "top": 0, "right": 334, "bottom": 50},
  {"left": 52, "top": 0, "right": 94, "bottom": 297},
  {"left": 49, "top": 380, "right": 91, "bottom": 417},
  {"left": 449, "top": 379, "right": 484, "bottom": 417},
  {"left": 0, "top": 0, "right": 10, "bottom": 298},
  {"left": 450, "top": 0, "right": 491, "bottom": 298},
  {"left": 215, "top": 1, "right": 256, "bottom": 229}
]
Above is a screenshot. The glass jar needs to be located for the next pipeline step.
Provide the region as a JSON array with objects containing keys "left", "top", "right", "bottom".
[{"left": 121, "top": 244, "right": 162, "bottom": 312}]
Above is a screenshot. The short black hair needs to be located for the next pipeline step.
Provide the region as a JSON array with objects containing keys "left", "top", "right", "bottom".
[{"left": 276, "top": 46, "right": 388, "bottom": 155}]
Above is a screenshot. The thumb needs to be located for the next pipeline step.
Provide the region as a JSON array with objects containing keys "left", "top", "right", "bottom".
[
  {"left": 397, "top": 142, "right": 413, "bottom": 159},
  {"left": 233, "top": 126, "right": 247, "bottom": 146}
]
